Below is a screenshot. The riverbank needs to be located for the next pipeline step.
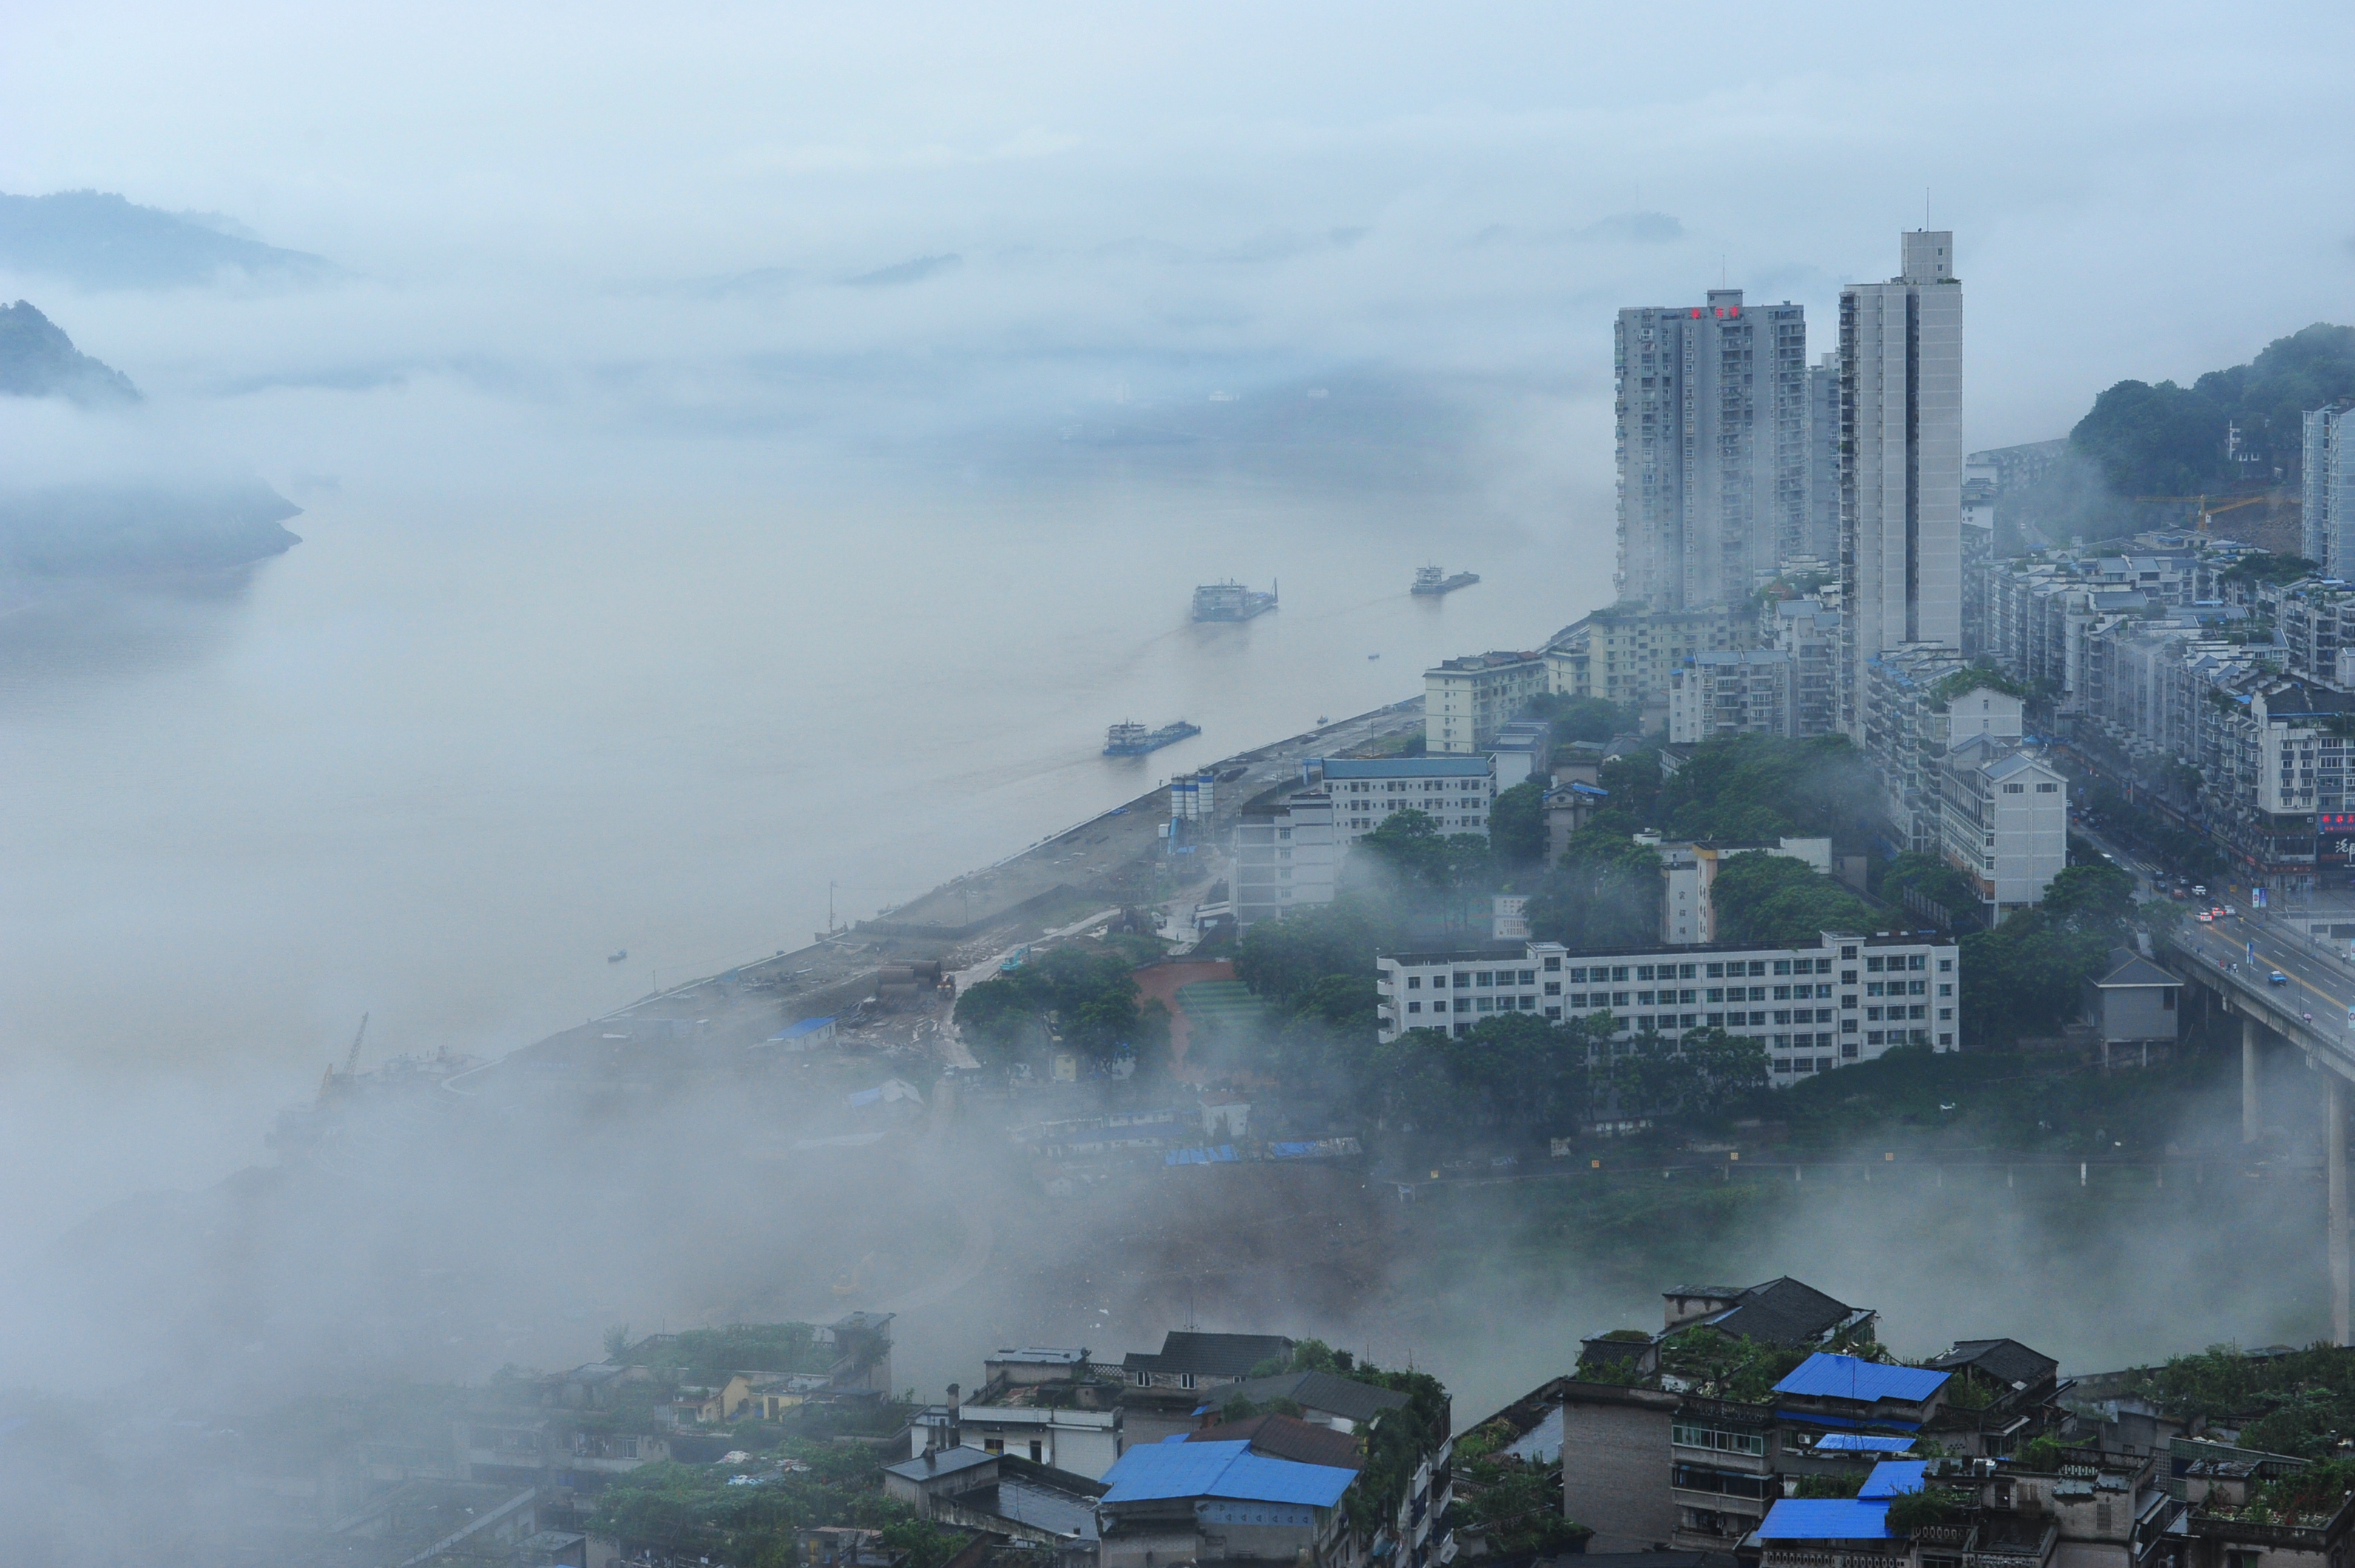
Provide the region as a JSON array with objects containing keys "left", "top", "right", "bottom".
[{"left": 507, "top": 695, "right": 1426, "bottom": 1071}]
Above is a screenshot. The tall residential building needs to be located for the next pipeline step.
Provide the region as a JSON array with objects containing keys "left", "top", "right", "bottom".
[
  {"left": 1806, "top": 351, "right": 1842, "bottom": 562},
  {"left": 1615, "top": 290, "right": 1808, "bottom": 610},
  {"left": 1839, "top": 232, "right": 1964, "bottom": 735},
  {"left": 2305, "top": 402, "right": 2355, "bottom": 574}
]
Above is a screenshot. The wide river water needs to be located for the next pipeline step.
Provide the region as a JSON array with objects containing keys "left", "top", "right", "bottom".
[{"left": 0, "top": 375, "right": 1614, "bottom": 1240}]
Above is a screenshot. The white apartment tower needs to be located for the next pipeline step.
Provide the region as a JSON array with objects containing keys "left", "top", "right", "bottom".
[
  {"left": 1615, "top": 291, "right": 1808, "bottom": 609},
  {"left": 1805, "top": 351, "right": 1842, "bottom": 563},
  {"left": 1839, "top": 232, "right": 1964, "bottom": 737},
  {"left": 2305, "top": 402, "right": 2355, "bottom": 575}
]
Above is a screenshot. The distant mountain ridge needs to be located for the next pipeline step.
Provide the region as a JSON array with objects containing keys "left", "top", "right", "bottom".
[
  {"left": 0, "top": 300, "right": 139, "bottom": 404},
  {"left": 0, "top": 190, "right": 341, "bottom": 289}
]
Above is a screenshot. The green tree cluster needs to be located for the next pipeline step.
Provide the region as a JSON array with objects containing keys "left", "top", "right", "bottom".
[
  {"left": 1709, "top": 853, "right": 1876, "bottom": 947},
  {"left": 2135, "top": 1342, "right": 2355, "bottom": 1460},
  {"left": 589, "top": 1442, "right": 967, "bottom": 1568},
  {"left": 1339, "top": 808, "right": 1496, "bottom": 928},
  {"left": 1879, "top": 851, "right": 1981, "bottom": 922},
  {"left": 2072, "top": 324, "right": 2355, "bottom": 497},
  {"left": 953, "top": 946, "right": 1169, "bottom": 1067},
  {"left": 1956, "top": 863, "right": 2138, "bottom": 1047}
]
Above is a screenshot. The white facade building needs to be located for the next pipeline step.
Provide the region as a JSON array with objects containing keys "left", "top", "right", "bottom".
[
  {"left": 1374, "top": 930, "right": 1959, "bottom": 1084},
  {"left": 1306, "top": 755, "right": 1496, "bottom": 842},
  {"left": 1840, "top": 232, "right": 1964, "bottom": 735},
  {"left": 1231, "top": 791, "right": 1338, "bottom": 927},
  {"left": 2305, "top": 402, "right": 2355, "bottom": 576},
  {"left": 1425, "top": 650, "right": 1547, "bottom": 754},
  {"left": 1937, "top": 736, "right": 2068, "bottom": 925}
]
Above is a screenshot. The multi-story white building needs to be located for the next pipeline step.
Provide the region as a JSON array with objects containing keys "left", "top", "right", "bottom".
[
  {"left": 2305, "top": 402, "right": 2355, "bottom": 575},
  {"left": 1839, "top": 232, "right": 1964, "bottom": 735},
  {"left": 1546, "top": 604, "right": 1755, "bottom": 712},
  {"left": 1374, "top": 930, "right": 1959, "bottom": 1082},
  {"left": 1936, "top": 736, "right": 2068, "bottom": 925},
  {"left": 1304, "top": 755, "right": 1496, "bottom": 842},
  {"left": 1860, "top": 655, "right": 2026, "bottom": 853},
  {"left": 1615, "top": 291, "right": 1810, "bottom": 610},
  {"left": 1425, "top": 650, "right": 1546, "bottom": 754},
  {"left": 1666, "top": 649, "right": 1794, "bottom": 743},
  {"left": 1231, "top": 791, "right": 1338, "bottom": 927}
]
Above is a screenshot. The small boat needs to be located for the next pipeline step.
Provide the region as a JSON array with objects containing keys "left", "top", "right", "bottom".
[
  {"left": 1411, "top": 565, "right": 1480, "bottom": 596},
  {"left": 1368, "top": 652, "right": 1381, "bottom": 660},
  {"left": 607, "top": 949, "right": 628, "bottom": 963}
]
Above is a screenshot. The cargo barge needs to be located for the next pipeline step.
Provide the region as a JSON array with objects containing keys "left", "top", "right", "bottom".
[
  {"left": 1104, "top": 720, "right": 1201, "bottom": 757},
  {"left": 1412, "top": 565, "right": 1480, "bottom": 596},
  {"left": 1192, "top": 581, "right": 1278, "bottom": 621}
]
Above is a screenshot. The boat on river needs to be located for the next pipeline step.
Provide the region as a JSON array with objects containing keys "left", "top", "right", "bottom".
[
  {"left": 1412, "top": 565, "right": 1480, "bottom": 596},
  {"left": 1104, "top": 720, "right": 1201, "bottom": 757}
]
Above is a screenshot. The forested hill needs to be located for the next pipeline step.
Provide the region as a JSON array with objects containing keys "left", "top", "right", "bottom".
[
  {"left": 0, "top": 190, "right": 340, "bottom": 289},
  {"left": 2000, "top": 322, "right": 2355, "bottom": 547},
  {"left": 0, "top": 300, "right": 139, "bottom": 405},
  {"left": 2072, "top": 322, "right": 2355, "bottom": 496}
]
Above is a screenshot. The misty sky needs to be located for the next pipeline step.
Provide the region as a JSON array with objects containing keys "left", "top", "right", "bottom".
[{"left": 4, "top": 0, "right": 2353, "bottom": 451}]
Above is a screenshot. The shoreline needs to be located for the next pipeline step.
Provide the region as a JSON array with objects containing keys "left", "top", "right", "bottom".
[{"left": 507, "top": 695, "right": 1427, "bottom": 1067}]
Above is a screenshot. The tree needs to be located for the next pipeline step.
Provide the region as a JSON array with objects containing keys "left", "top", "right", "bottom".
[
  {"left": 1490, "top": 780, "right": 1547, "bottom": 869},
  {"left": 1710, "top": 852, "right": 1876, "bottom": 947},
  {"left": 1233, "top": 896, "right": 1391, "bottom": 1006},
  {"left": 1342, "top": 809, "right": 1496, "bottom": 929},
  {"left": 1880, "top": 851, "right": 1979, "bottom": 919},
  {"left": 2041, "top": 862, "right": 2136, "bottom": 925},
  {"left": 1526, "top": 827, "right": 1661, "bottom": 950},
  {"left": 953, "top": 946, "right": 1156, "bottom": 1064}
]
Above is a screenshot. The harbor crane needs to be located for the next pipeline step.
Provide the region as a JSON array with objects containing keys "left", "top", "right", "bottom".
[{"left": 343, "top": 1013, "right": 369, "bottom": 1075}]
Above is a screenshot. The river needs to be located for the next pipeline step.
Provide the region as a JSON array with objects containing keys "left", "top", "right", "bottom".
[{"left": 0, "top": 372, "right": 1613, "bottom": 1242}]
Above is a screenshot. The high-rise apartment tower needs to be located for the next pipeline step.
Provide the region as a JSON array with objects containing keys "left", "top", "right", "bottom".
[
  {"left": 2305, "top": 402, "right": 2355, "bottom": 575},
  {"left": 1805, "top": 352, "right": 1842, "bottom": 563},
  {"left": 1839, "top": 232, "right": 1963, "bottom": 736},
  {"left": 1615, "top": 291, "right": 1808, "bottom": 610}
]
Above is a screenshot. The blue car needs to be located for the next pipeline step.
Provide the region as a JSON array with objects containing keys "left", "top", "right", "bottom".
[{"left": 2270, "top": 970, "right": 2289, "bottom": 986}]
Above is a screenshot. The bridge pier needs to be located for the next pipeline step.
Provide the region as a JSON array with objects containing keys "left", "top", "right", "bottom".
[
  {"left": 2245, "top": 1016, "right": 2262, "bottom": 1143},
  {"left": 2334, "top": 1073, "right": 2351, "bottom": 1347}
]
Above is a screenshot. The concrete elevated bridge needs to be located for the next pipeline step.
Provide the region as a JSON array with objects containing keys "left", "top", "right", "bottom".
[{"left": 2175, "top": 910, "right": 2355, "bottom": 1342}]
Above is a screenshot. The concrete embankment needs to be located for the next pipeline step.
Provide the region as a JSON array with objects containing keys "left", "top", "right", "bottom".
[{"left": 507, "top": 695, "right": 1425, "bottom": 1070}]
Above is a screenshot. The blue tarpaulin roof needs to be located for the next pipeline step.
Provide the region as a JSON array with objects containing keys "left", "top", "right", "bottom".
[
  {"left": 1860, "top": 1461, "right": 1928, "bottom": 1498},
  {"left": 773, "top": 1016, "right": 836, "bottom": 1039},
  {"left": 1785, "top": 1410, "right": 1920, "bottom": 1432},
  {"left": 1754, "top": 1500, "right": 1891, "bottom": 1540},
  {"left": 1163, "top": 1145, "right": 1239, "bottom": 1166},
  {"left": 1100, "top": 1439, "right": 1356, "bottom": 1507},
  {"left": 1774, "top": 1353, "right": 1949, "bottom": 1405},
  {"left": 1812, "top": 1434, "right": 1915, "bottom": 1454}
]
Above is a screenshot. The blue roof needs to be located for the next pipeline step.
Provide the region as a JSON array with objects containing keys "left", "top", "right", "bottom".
[
  {"left": 1813, "top": 1434, "right": 1916, "bottom": 1454},
  {"left": 774, "top": 1016, "right": 836, "bottom": 1039},
  {"left": 1317, "top": 757, "right": 1490, "bottom": 778},
  {"left": 1774, "top": 1354, "right": 1950, "bottom": 1405},
  {"left": 1099, "top": 1439, "right": 1356, "bottom": 1507},
  {"left": 1860, "top": 1461, "right": 1928, "bottom": 1498},
  {"left": 1754, "top": 1500, "right": 1891, "bottom": 1541}
]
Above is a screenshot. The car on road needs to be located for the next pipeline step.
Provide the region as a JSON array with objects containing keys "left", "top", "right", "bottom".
[
  {"left": 2271, "top": 970, "right": 2290, "bottom": 985},
  {"left": 2194, "top": 885, "right": 2209, "bottom": 896},
  {"left": 2225, "top": 905, "right": 2238, "bottom": 916},
  {"left": 2197, "top": 912, "right": 2214, "bottom": 923}
]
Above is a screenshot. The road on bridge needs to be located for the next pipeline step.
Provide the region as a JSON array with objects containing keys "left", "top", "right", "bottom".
[{"left": 2177, "top": 907, "right": 2355, "bottom": 1044}]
